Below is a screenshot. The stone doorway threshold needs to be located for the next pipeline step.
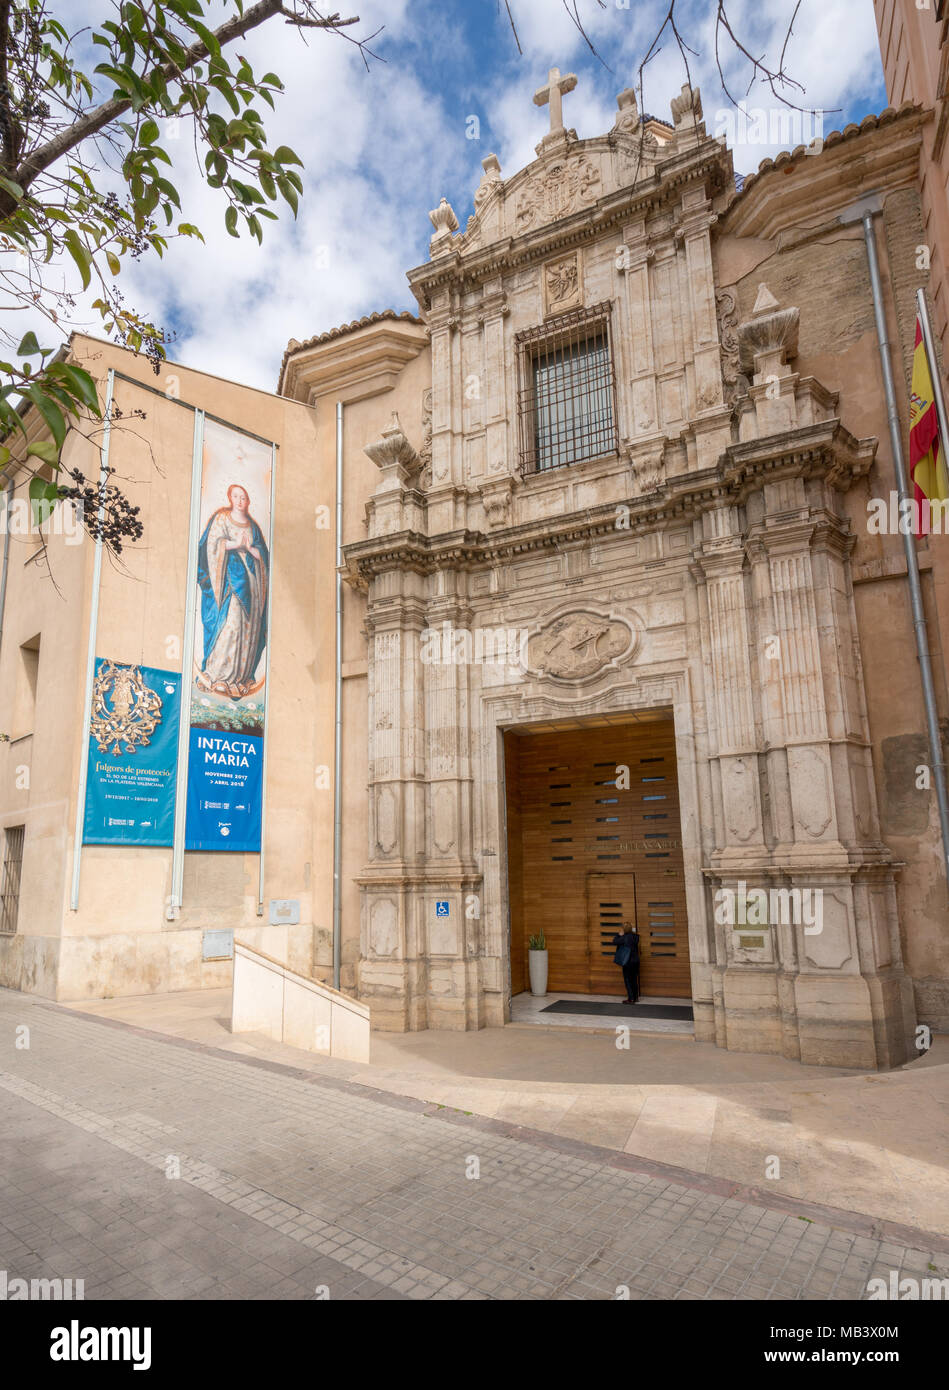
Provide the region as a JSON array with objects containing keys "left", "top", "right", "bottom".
[{"left": 511, "top": 990, "right": 694, "bottom": 1036}]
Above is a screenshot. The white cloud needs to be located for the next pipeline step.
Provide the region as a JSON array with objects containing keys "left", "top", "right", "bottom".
[{"left": 3, "top": 0, "right": 889, "bottom": 392}]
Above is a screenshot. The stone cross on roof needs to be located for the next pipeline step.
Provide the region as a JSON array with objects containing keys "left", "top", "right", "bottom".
[{"left": 533, "top": 66, "right": 578, "bottom": 134}]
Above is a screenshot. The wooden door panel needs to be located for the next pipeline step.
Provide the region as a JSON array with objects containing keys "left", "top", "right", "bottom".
[
  {"left": 587, "top": 872, "right": 637, "bottom": 995},
  {"left": 505, "top": 716, "right": 691, "bottom": 999}
]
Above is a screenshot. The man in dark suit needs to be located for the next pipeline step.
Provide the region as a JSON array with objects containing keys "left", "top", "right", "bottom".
[{"left": 612, "top": 924, "right": 640, "bottom": 1004}]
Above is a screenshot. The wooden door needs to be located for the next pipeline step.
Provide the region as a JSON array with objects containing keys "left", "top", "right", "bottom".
[
  {"left": 504, "top": 714, "right": 692, "bottom": 999},
  {"left": 587, "top": 872, "right": 637, "bottom": 994}
]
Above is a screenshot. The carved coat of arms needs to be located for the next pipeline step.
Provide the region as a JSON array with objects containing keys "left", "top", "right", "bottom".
[
  {"left": 515, "top": 156, "right": 601, "bottom": 232},
  {"left": 90, "top": 661, "right": 163, "bottom": 756},
  {"left": 528, "top": 610, "right": 635, "bottom": 681}
]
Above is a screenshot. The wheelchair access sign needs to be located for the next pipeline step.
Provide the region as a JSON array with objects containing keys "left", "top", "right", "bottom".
[{"left": 435, "top": 901, "right": 450, "bottom": 917}]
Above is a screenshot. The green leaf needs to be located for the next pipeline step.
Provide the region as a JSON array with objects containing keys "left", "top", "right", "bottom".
[
  {"left": 225, "top": 205, "right": 238, "bottom": 238},
  {"left": 191, "top": 19, "right": 221, "bottom": 57},
  {"left": 273, "top": 145, "right": 303, "bottom": 167},
  {"left": 16, "top": 331, "right": 41, "bottom": 358},
  {"left": 46, "top": 363, "right": 101, "bottom": 416},
  {"left": 278, "top": 178, "right": 298, "bottom": 216},
  {"left": 139, "top": 118, "right": 160, "bottom": 145},
  {"left": 0, "top": 174, "right": 24, "bottom": 202},
  {"left": 24, "top": 386, "right": 67, "bottom": 449},
  {"left": 27, "top": 440, "right": 60, "bottom": 466},
  {"left": 29, "top": 476, "right": 60, "bottom": 527},
  {"left": 106, "top": 250, "right": 121, "bottom": 276},
  {"left": 63, "top": 231, "right": 92, "bottom": 289}
]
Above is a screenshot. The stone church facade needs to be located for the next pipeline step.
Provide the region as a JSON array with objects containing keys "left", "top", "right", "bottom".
[{"left": 2, "top": 74, "right": 947, "bottom": 1071}]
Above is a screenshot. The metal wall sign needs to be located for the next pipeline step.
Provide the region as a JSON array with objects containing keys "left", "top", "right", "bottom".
[{"left": 201, "top": 928, "right": 234, "bottom": 961}]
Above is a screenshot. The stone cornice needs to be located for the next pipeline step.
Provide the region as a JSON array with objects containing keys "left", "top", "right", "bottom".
[
  {"left": 719, "top": 104, "right": 926, "bottom": 242},
  {"left": 342, "top": 419, "right": 875, "bottom": 586},
  {"left": 280, "top": 318, "right": 428, "bottom": 405}
]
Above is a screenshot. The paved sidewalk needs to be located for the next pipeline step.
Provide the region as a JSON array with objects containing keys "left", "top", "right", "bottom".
[
  {"left": 2, "top": 987, "right": 949, "bottom": 1302},
  {"left": 68, "top": 986, "right": 949, "bottom": 1237}
]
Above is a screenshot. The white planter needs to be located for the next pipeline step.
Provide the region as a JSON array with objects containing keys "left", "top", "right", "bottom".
[{"left": 528, "top": 949, "right": 548, "bottom": 997}]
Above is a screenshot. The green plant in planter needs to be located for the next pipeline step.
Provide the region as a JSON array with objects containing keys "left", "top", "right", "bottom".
[{"left": 528, "top": 932, "right": 547, "bottom": 951}]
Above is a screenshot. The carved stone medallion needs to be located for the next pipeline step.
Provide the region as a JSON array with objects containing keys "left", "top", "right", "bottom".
[{"left": 528, "top": 609, "right": 637, "bottom": 681}]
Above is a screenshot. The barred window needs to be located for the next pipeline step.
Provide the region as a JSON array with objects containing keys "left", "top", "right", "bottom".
[
  {"left": 0, "top": 826, "right": 24, "bottom": 935},
  {"left": 517, "top": 302, "right": 618, "bottom": 474}
]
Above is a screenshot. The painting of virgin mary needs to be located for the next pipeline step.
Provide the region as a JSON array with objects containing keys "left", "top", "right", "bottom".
[{"left": 195, "top": 483, "right": 269, "bottom": 699}]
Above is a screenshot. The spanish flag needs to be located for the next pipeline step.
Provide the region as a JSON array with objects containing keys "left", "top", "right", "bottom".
[{"left": 909, "top": 314, "right": 949, "bottom": 536}]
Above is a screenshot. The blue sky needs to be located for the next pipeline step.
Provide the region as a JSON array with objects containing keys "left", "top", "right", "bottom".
[{"left": 65, "top": 0, "right": 890, "bottom": 391}]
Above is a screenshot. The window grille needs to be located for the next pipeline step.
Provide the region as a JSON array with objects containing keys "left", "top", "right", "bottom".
[
  {"left": 0, "top": 826, "right": 24, "bottom": 935},
  {"left": 517, "top": 302, "right": 618, "bottom": 475}
]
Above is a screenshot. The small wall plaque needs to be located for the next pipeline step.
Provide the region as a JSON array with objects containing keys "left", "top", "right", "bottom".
[
  {"left": 202, "top": 929, "right": 234, "bottom": 961},
  {"left": 738, "top": 934, "right": 765, "bottom": 950},
  {"left": 269, "top": 899, "right": 300, "bottom": 925}
]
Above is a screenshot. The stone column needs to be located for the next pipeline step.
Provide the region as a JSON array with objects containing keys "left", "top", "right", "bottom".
[
  {"left": 619, "top": 215, "right": 659, "bottom": 440},
  {"left": 422, "top": 583, "right": 485, "bottom": 1030}
]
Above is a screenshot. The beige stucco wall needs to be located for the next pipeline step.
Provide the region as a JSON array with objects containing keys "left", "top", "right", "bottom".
[
  {"left": 0, "top": 337, "right": 333, "bottom": 999},
  {"left": 280, "top": 324, "right": 431, "bottom": 994}
]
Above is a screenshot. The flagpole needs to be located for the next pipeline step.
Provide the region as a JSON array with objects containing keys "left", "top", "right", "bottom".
[
  {"left": 917, "top": 290, "right": 949, "bottom": 498},
  {"left": 865, "top": 211, "right": 949, "bottom": 891},
  {"left": 914, "top": 288, "right": 949, "bottom": 891}
]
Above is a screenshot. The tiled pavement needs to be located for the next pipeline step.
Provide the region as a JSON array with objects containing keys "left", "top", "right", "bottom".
[{"left": 1, "top": 988, "right": 948, "bottom": 1301}]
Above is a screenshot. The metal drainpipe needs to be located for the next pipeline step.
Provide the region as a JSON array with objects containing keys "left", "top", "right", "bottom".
[
  {"left": 333, "top": 400, "right": 343, "bottom": 990},
  {"left": 862, "top": 210, "right": 949, "bottom": 890}
]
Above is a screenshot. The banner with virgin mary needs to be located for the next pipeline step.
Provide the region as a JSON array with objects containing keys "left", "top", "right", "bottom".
[{"left": 185, "top": 419, "right": 273, "bottom": 852}]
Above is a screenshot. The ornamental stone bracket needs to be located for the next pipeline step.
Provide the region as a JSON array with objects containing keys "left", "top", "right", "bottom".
[
  {"left": 363, "top": 414, "right": 425, "bottom": 536},
  {"left": 738, "top": 285, "right": 800, "bottom": 381},
  {"left": 364, "top": 412, "right": 421, "bottom": 488},
  {"left": 622, "top": 436, "right": 667, "bottom": 495},
  {"left": 479, "top": 475, "right": 516, "bottom": 530}
]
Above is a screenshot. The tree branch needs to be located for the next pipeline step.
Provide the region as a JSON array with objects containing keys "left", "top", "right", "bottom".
[{"left": 10, "top": 1, "right": 361, "bottom": 200}]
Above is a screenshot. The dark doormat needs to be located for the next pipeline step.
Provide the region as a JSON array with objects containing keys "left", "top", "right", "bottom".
[{"left": 540, "top": 1000, "right": 694, "bottom": 1021}]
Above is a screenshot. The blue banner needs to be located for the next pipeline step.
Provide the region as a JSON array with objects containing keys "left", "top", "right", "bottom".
[
  {"left": 183, "top": 417, "right": 273, "bottom": 855},
  {"left": 184, "top": 726, "right": 263, "bottom": 852},
  {"left": 83, "top": 661, "right": 181, "bottom": 846}
]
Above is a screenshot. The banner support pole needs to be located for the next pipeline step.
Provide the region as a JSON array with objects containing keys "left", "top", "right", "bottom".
[
  {"left": 333, "top": 400, "right": 343, "bottom": 991},
  {"left": 257, "top": 443, "right": 277, "bottom": 916},
  {"left": 70, "top": 368, "right": 114, "bottom": 911},
  {"left": 170, "top": 408, "right": 205, "bottom": 915}
]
